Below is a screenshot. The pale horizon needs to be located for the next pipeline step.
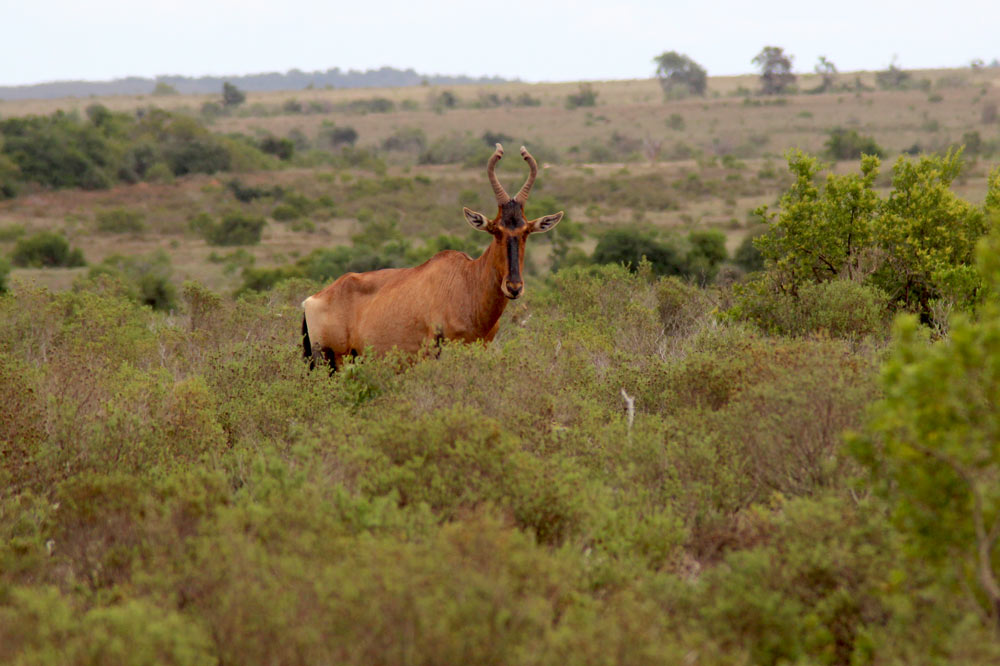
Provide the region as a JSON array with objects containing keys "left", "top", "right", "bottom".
[{"left": 4, "top": 0, "right": 999, "bottom": 88}]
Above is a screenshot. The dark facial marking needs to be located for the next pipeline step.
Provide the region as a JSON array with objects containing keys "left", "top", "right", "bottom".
[
  {"left": 506, "top": 235, "right": 521, "bottom": 283},
  {"left": 499, "top": 199, "right": 526, "bottom": 230}
]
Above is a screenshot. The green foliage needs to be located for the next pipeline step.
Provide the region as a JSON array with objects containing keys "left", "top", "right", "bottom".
[
  {"left": 0, "top": 112, "right": 116, "bottom": 190},
  {"left": 322, "top": 124, "right": 359, "bottom": 148},
  {"left": 593, "top": 228, "right": 685, "bottom": 277},
  {"left": 750, "top": 150, "right": 988, "bottom": 318},
  {"left": 86, "top": 250, "right": 177, "bottom": 311},
  {"left": 10, "top": 231, "right": 85, "bottom": 268},
  {"left": 151, "top": 81, "right": 179, "bottom": 96},
  {"left": 0, "top": 106, "right": 280, "bottom": 195},
  {"left": 0, "top": 255, "right": 9, "bottom": 293},
  {"left": 381, "top": 126, "right": 427, "bottom": 153},
  {"left": 419, "top": 133, "right": 491, "bottom": 166},
  {"left": 95, "top": 207, "right": 146, "bottom": 233},
  {"left": 753, "top": 46, "right": 796, "bottom": 95},
  {"left": 200, "top": 211, "right": 267, "bottom": 246},
  {"left": 258, "top": 135, "right": 294, "bottom": 160},
  {"left": 754, "top": 150, "right": 880, "bottom": 287},
  {"left": 732, "top": 277, "right": 890, "bottom": 340},
  {"left": 876, "top": 60, "right": 912, "bottom": 90},
  {"left": 592, "top": 227, "right": 728, "bottom": 282},
  {"left": 565, "top": 84, "right": 598, "bottom": 109},
  {"left": 876, "top": 149, "right": 987, "bottom": 314},
  {"left": 653, "top": 51, "right": 708, "bottom": 98},
  {"left": 850, "top": 279, "right": 1000, "bottom": 633},
  {"left": 3, "top": 240, "right": 1000, "bottom": 662},
  {"left": 222, "top": 81, "right": 246, "bottom": 107},
  {"left": 686, "top": 229, "right": 728, "bottom": 284},
  {"left": 824, "top": 127, "right": 885, "bottom": 159},
  {"left": 734, "top": 229, "right": 765, "bottom": 272},
  {"left": 345, "top": 97, "right": 395, "bottom": 114}
]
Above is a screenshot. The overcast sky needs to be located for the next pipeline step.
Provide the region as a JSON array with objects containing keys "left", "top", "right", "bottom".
[{"left": 3, "top": 0, "right": 998, "bottom": 86}]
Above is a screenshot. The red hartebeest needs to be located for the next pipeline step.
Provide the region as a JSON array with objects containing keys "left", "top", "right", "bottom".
[{"left": 301, "top": 143, "right": 563, "bottom": 370}]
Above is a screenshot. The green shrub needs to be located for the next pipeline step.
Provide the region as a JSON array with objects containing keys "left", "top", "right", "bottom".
[
  {"left": 733, "top": 277, "right": 889, "bottom": 340},
  {"left": 685, "top": 229, "right": 728, "bottom": 284},
  {"left": 565, "top": 84, "right": 598, "bottom": 109},
  {"left": 204, "top": 212, "right": 267, "bottom": 246},
  {"left": 95, "top": 207, "right": 146, "bottom": 233},
  {"left": 825, "top": 127, "right": 885, "bottom": 159},
  {"left": 10, "top": 231, "right": 85, "bottom": 268},
  {"left": 755, "top": 150, "right": 988, "bottom": 318},
  {"left": 321, "top": 125, "right": 359, "bottom": 148},
  {"left": 86, "top": 250, "right": 177, "bottom": 311},
  {"left": 419, "top": 133, "right": 491, "bottom": 166},
  {"left": 270, "top": 203, "right": 301, "bottom": 221},
  {"left": 592, "top": 228, "right": 685, "bottom": 277},
  {"left": 733, "top": 229, "right": 765, "bottom": 272},
  {"left": 258, "top": 135, "right": 294, "bottom": 160},
  {"left": 0, "top": 256, "right": 9, "bottom": 293},
  {"left": 381, "top": 126, "right": 427, "bottom": 153}
]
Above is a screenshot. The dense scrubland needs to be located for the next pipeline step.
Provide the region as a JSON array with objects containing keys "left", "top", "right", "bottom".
[{"left": 2, "top": 65, "right": 1000, "bottom": 663}]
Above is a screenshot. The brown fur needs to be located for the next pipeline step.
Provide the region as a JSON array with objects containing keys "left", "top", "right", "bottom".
[{"left": 301, "top": 144, "right": 562, "bottom": 370}]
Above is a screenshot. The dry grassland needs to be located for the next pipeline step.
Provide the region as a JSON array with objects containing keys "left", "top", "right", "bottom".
[{"left": 2, "top": 67, "right": 999, "bottom": 293}]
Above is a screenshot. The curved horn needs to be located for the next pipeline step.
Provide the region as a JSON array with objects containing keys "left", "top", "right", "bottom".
[
  {"left": 487, "top": 143, "right": 510, "bottom": 205},
  {"left": 514, "top": 145, "right": 538, "bottom": 204}
]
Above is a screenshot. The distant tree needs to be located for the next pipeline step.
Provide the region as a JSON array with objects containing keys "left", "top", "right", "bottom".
[
  {"left": 222, "top": 82, "right": 246, "bottom": 108},
  {"left": 813, "top": 56, "right": 838, "bottom": 93},
  {"left": 322, "top": 125, "right": 358, "bottom": 148},
  {"left": 565, "top": 84, "right": 598, "bottom": 110},
  {"left": 876, "top": 57, "right": 911, "bottom": 90},
  {"left": 259, "top": 136, "right": 295, "bottom": 160},
  {"left": 825, "top": 127, "right": 885, "bottom": 160},
  {"left": 152, "top": 81, "right": 179, "bottom": 96},
  {"left": 653, "top": 51, "right": 707, "bottom": 98},
  {"left": 11, "top": 231, "right": 86, "bottom": 268},
  {"left": 593, "top": 228, "right": 684, "bottom": 276},
  {"left": 753, "top": 46, "right": 796, "bottom": 95}
]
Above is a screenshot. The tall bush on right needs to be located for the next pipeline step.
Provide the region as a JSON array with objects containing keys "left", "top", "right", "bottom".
[
  {"left": 850, "top": 228, "right": 1000, "bottom": 636},
  {"left": 742, "top": 150, "right": 995, "bottom": 328}
]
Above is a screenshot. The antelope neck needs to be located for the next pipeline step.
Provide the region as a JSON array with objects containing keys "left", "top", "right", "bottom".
[{"left": 468, "top": 239, "right": 512, "bottom": 326}]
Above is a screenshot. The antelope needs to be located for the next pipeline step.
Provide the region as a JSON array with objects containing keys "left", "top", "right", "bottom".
[{"left": 301, "top": 144, "right": 563, "bottom": 370}]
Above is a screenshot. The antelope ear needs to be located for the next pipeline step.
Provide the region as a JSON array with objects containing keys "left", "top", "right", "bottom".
[
  {"left": 463, "top": 207, "right": 493, "bottom": 232},
  {"left": 529, "top": 211, "right": 564, "bottom": 233}
]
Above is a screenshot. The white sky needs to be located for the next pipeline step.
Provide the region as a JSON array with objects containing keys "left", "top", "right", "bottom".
[{"left": 2, "top": 0, "right": 998, "bottom": 86}]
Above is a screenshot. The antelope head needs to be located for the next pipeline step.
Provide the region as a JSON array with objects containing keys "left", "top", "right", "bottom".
[{"left": 463, "top": 143, "right": 564, "bottom": 299}]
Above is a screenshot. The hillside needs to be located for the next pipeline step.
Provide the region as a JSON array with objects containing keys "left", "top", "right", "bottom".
[{"left": 0, "top": 66, "right": 512, "bottom": 101}]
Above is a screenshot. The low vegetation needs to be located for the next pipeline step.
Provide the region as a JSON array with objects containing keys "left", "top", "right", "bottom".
[{"left": 2, "top": 65, "right": 1000, "bottom": 661}]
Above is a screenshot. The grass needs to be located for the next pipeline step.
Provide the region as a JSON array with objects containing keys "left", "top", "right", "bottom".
[{"left": 2, "top": 67, "right": 1000, "bottom": 662}]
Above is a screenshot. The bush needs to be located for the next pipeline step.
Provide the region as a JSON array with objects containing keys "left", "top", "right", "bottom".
[
  {"left": 381, "top": 127, "right": 427, "bottom": 153},
  {"left": 734, "top": 230, "right": 765, "bottom": 272},
  {"left": 825, "top": 127, "right": 885, "bottom": 159},
  {"left": 592, "top": 227, "right": 729, "bottom": 282},
  {"left": 419, "top": 134, "right": 491, "bottom": 166},
  {"left": 0, "top": 256, "right": 9, "bottom": 293},
  {"left": 85, "top": 251, "right": 177, "bottom": 311},
  {"left": 0, "top": 112, "right": 116, "bottom": 190},
  {"left": 565, "top": 84, "right": 598, "bottom": 109},
  {"left": 202, "top": 212, "right": 267, "bottom": 246},
  {"left": 10, "top": 231, "right": 85, "bottom": 268},
  {"left": 732, "top": 277, "right": 890, "bottom": 340},
  {"left": 592, "top": 228, "right": 685, "bottom": 277},
  {"left": 95, "top": 207, "right": 146, "bottom": 233},
  {"left": 322, "top": 125, "right": 359, "bottom": 148},
  {"left": 258, "top": 136, "right": 294, "bottom": 160}
]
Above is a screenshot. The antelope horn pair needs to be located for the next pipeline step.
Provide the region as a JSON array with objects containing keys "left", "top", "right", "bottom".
[{"left": 486, "top": 143, "right": 538, "bottom": 206}]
